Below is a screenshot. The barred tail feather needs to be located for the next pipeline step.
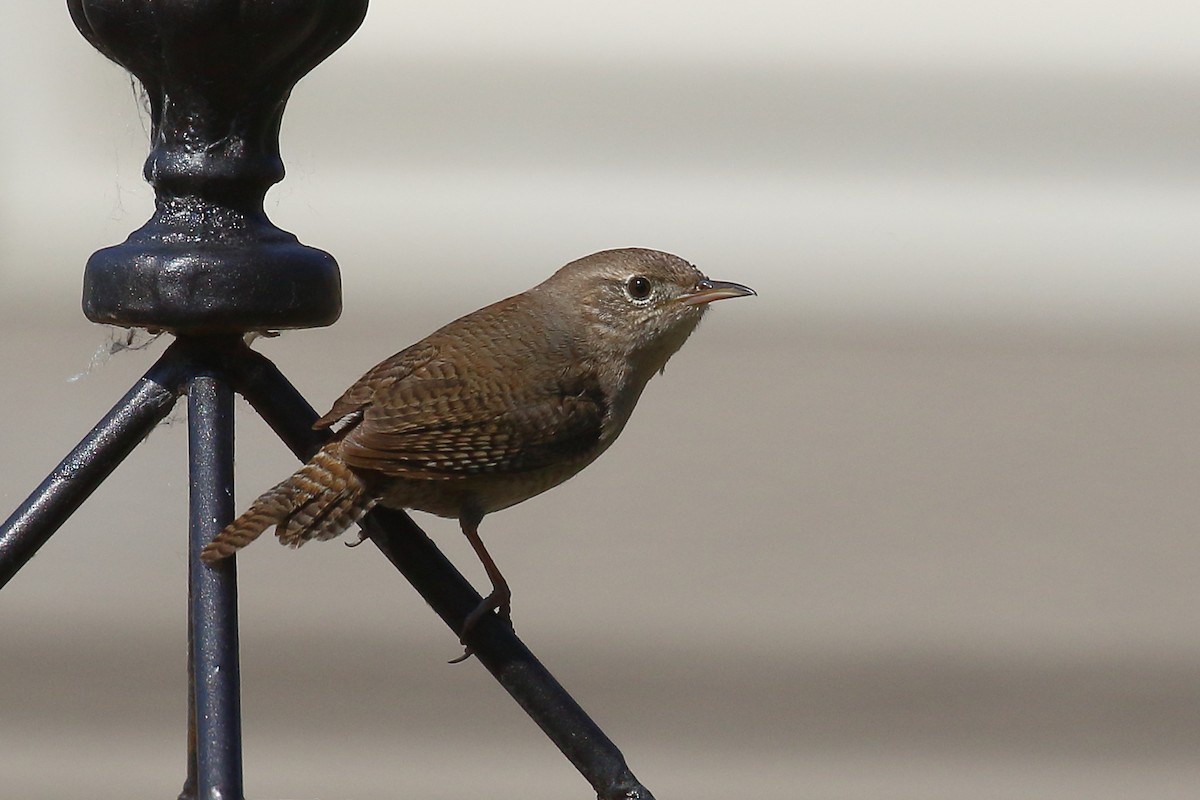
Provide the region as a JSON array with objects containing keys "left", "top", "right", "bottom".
[
  {"left": 198, "top": 483, "right": 291, "bottom": 562},
  {"left": 199, "top": 445, "right": 374, "bottom": 563}
]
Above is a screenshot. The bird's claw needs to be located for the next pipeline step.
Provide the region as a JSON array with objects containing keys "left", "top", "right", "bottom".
[
  {"left": 447, "top": 647, "right": 473, "bottom": 665},
  {"left": 447, "top": 591, "right": 513, "bottom": 665}
]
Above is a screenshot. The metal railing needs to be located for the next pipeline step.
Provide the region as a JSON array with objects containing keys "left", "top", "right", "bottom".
[{"left": 0, "top": 3, "right": 655, "bottom": 798}]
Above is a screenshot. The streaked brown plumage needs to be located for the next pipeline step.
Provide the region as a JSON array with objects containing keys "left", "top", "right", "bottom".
[{"left": 201, "top": 248, "right": 754, "bottom": 650}]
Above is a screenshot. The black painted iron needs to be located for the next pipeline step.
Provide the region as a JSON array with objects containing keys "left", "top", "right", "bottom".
[
  {"left": 0, "top": 3, "right": 660, "bottom": 798},
  {"left": 66, "top": 0, "right": 365, "bottom": 332},
  {"left": 0, "top": 346, "right": 186, "bottom": 588},
  {"left": 365, "top": 508, "right": 658, "bottom": 800},
  {"left": 187, "top": 362, "right": 243, "bottom": 798}
]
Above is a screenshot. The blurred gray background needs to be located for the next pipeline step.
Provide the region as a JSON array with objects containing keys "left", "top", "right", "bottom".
[{"left": 3, "top": 2, "right": 1199, "bottom": 798}]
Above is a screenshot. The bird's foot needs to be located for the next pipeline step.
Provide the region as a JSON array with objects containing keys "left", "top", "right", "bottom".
[
  {"left": 447, "top": 588, "right": 512, "bottom": 664},
  {"left": 344, "top": 530, "right": 369, "bottom": 548}
]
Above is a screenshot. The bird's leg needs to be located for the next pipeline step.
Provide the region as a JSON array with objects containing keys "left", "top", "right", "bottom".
[
  {"left": 450, "top": 511, "right": 512, "bottom": 663},
  {"left": 461, "top": 511, "right": 512, "bottom": 629}
]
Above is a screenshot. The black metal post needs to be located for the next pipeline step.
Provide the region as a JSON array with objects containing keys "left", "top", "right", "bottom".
[
  {"left": 61, "top": 2, "right": 365, "bottom": 797},
  {"left": 187, "top": 351, "right": 244, "bottom": 798}
]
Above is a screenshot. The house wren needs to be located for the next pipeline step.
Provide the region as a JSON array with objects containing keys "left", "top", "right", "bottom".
[{"left": 201, "top": 248, "right": 754, "bottom": 650}]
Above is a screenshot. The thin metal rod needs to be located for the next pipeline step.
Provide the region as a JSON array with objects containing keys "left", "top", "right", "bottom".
[
  {"left": 228, "top": 344, "right": 654, "bottom": 800},
  {"left": 0, "top": 345, "right": 187, "bottom": 588},
  {"left": 187, "top": 362, "right": 244, "bottom": 800},
  {"left": 224, "top": 340, "right": 328, "bottom": 457},
  {"left": 363, "top": 510, "right": 655, "bottom": 800}
]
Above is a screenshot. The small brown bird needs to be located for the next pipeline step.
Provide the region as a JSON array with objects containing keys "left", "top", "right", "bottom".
[{"left": 202, "top": 248, "right": 754, "bottom": 648}]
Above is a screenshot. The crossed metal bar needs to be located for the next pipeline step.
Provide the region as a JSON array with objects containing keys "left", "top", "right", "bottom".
[{"left": 0, "top": 334, "right": 654, "bottom": 800}]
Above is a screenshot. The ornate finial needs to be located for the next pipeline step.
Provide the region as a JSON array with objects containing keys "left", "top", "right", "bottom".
[{"left": 68, "top": 0, "right": 368, "bottom": 332}]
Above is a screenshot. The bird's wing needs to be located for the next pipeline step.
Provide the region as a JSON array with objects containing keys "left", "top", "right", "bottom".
[
  {"left": 337, "top": 368, "right": 607, "bottom": 479},
  {"left": 313, "top": 341, "right": 440, "bottom": 430}
]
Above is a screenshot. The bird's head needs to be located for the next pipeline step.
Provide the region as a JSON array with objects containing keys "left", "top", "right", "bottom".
[{"left": 541, "top": 248, "right": 755, "bottom": 376}]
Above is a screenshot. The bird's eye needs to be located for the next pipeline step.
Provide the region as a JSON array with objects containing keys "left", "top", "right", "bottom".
[{"left": 626, "top": 275, "right": 652, "bottom": 301}]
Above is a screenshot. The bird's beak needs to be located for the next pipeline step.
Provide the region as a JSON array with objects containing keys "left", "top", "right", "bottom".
[{"left": 679, "top": 278, "right": 757, "bottom": 306}]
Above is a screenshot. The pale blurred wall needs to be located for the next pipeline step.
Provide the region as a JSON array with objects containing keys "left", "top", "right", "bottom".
[
  {"left": 2, "top": 1, "right": 1198, "bottom": 330},
  {"left": 3, "top": 4, "right": 1200, "bottom": 800}
]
